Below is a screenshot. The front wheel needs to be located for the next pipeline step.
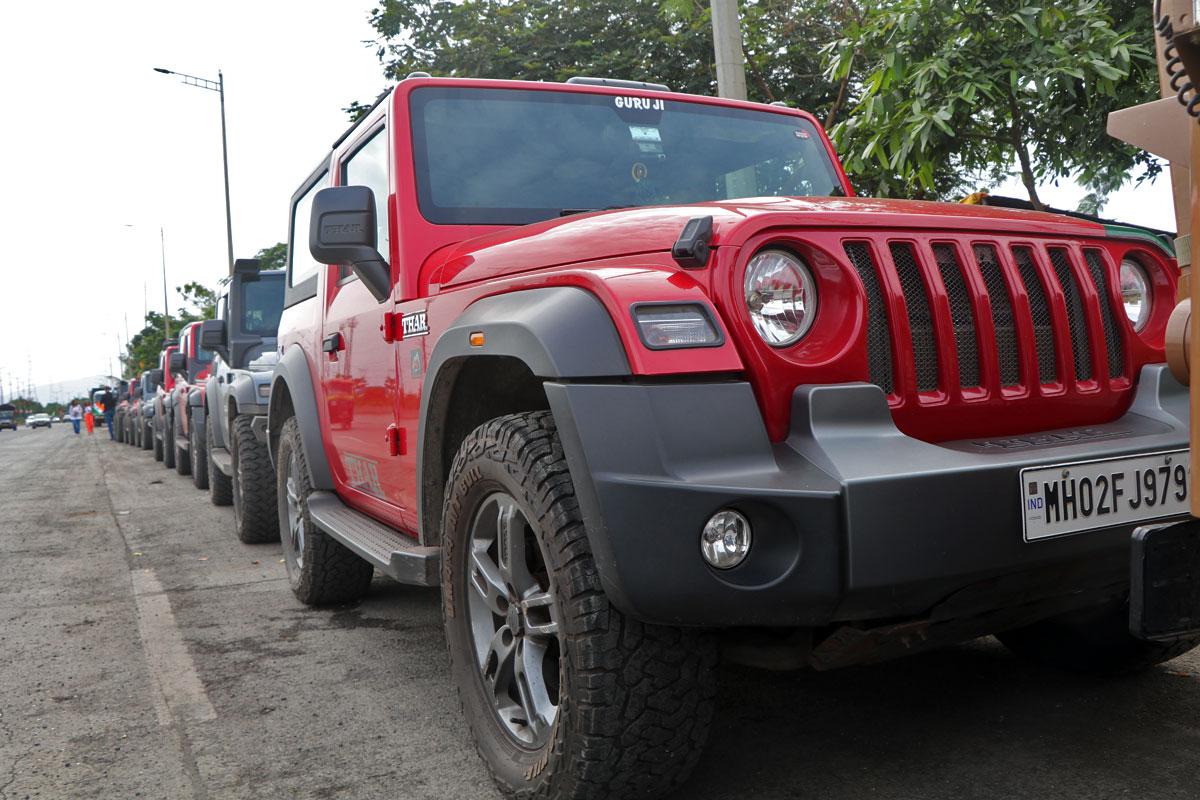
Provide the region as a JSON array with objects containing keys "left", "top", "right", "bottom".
[
  {"left": 998, "top": 599, "right": 1200, "bottom": 675},
  {"left": 153, "top": 420, "right": 165, "bottom": 462},
  {"left": 442, "top": 411, "right": 717, "bottom": 800},
  {"left": 141, "top": 419, "right": 153, "bottom": 451}
]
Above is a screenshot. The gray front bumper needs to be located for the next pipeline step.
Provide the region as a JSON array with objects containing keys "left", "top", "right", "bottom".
[{"left": 545, "top": 365, "right": 1189, "bottom": 628}]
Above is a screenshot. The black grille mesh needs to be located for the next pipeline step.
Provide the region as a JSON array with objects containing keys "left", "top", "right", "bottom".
[
  {"left": 1048, "top": 248, "right": 1093, "bottom": 381},
  {"left": 932, "top": 244, "right": 981, "bottom": 388},
  {"left": 844, "top": 243, "right": 894, "bottom": 393},
  {"left": 1083, "top": 250, "right": 1125, "bottom": 378},
  {"left": 890, "top": 243, "right": 940, "bottom": 392},
  {"left": 973, "top": 245, "right": 1021, "bottom": 387},
  {"left": 1012, "top": 247, "right": 1059, "bottom": 384}
]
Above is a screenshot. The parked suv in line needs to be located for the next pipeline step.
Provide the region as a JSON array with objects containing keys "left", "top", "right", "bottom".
[
  {"left": 135, "top": 370, "right": 161, "bottom": 450},
  {"left": 158, "top": 322, "right": 214, "bottom": 474},
  {"left": 269, "top": 75, "right": 1194, "bottom": 799},
  {"left": 195, "top": 259, "right": 286, "bottom": 543},
  {"left": 152, "top": 346, "right": 179, "bottom": 464},
  {"left": 0, "top": 404, "right": 15, "bottom": 431}
]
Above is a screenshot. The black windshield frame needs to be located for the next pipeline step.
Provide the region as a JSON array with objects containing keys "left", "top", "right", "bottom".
[{"left": 409, "top": 87, "right": 844, "bottom": 226}]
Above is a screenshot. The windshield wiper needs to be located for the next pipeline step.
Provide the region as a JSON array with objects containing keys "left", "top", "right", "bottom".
[{"left": 558, "top": 205, "right": 634, "bottom": 217}]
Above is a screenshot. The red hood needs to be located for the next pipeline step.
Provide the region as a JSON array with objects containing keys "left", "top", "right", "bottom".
[{"left": 429, "top": 196, "right": 1108, "bottom": 290}]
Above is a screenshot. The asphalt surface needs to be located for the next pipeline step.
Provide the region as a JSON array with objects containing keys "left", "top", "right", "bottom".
[{"left": 3, "top": 425, "right": 1200, "bottom": 799}]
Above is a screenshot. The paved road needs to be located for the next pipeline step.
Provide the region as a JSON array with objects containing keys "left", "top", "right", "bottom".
[{"left": 2, "top": 426, "right": 1200, "bottom": 799}]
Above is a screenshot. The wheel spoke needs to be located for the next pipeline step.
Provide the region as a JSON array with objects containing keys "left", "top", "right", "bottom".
[
  {"left": 496, "top": 497, "right": 535, "bottom": 593},
  {"left": 469, "top": 547, "right": 509, "bottom": 618},
  {"left": 481, "top": 625, "right": 517, "bottom": 684},
  {"left": 521, "top": 590, "right": 559, "bottom": 640},
  {"left": 513, "top": 639, "right": 553, "bottom": 739}
]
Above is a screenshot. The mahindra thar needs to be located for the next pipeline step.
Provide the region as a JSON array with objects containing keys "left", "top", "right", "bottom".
[{"left": 269, "top": 75, "right": 1194, "bottom": 800}]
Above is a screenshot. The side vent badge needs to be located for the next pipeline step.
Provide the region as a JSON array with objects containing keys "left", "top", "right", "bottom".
[{"left": 671, "top": 216, "right": 714, "bottom": 269}]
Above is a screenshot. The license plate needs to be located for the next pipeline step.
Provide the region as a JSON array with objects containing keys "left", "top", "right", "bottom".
[{"left": 1020, "top": 449, "right": 1190, "bottom": 541}]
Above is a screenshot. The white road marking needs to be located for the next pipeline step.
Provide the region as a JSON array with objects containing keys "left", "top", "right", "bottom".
[{"left": 129, "top": 568, "right": 217, "bottom": 727}]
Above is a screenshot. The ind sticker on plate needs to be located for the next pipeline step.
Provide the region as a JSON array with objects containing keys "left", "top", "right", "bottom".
[{"left": 1020, "top": 450, "right": 1190, "bottom": 541}]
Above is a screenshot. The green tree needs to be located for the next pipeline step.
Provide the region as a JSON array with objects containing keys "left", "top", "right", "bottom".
[
  {"left": 361, "top": 0, "right": 842, "bottom": 112},
  {"left": 253, "top": 242, "right": 287, "bottom": 271},
  {"left": 178, "top": 281, "right": 218, "bottom": 319},
  {"left": 823, "top": 0, "right": 1160, "bottom": 205}
]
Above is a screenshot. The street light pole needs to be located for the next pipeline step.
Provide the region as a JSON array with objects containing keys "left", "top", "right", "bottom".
[{"left": 155, "top": 66, "right": 235, "bottom": 274}]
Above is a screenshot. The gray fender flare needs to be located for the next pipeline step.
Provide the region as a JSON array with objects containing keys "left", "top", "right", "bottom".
[
  {"left": 229, "top": 372, "right": 265, "bottom": 415},
  {"left": 204, "top": 375, "right": 227, "bottom": 450},
  {"left": 269, "top": 345, "right": 334, "bottom": 490},
  {"left": 417, "top": 286, "right": 630, "bottom": 542},
  {"left": 187, "top": 385, "right": 206, "bottom": 435}
]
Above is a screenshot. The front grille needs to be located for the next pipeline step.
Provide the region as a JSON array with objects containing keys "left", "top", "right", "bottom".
[
  {"left": 846, "top": 238, "right": 1127, "bottom": 397},
  {"left": 890, "top": 243, "right": 940, "bottom": 392}
]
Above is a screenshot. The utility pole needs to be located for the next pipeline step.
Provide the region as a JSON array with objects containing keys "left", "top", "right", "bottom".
[
  {"left": 710, "top": 0, "right": 748, "bottom": 100},
  {"left": 161, "top": 227, "right": 171, "bottom": 343},
  {"left": 155, "top": 67, "right": 235, "bottom": 275}
]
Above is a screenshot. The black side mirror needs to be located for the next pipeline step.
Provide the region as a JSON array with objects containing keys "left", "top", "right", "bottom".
[
  {"left": 309, "top": 186, "right": 391, "bottom": 303},
  {"left": 149, "top": 369, "right": 164, "bottom": 389},
  {"left": 200, "top": 319, "right": 226, "bottom": 350},
  {"left": 169, "top": 352, "right": 186, "bottom": 373}
]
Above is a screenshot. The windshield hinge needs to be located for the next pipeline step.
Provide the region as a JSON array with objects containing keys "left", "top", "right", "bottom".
[{"left": 672, "top": 216, "right": 713, "bottom": 269}]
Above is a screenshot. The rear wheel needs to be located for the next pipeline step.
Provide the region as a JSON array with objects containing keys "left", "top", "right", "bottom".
[
  {"left": 276, "top": 416, "right": 372, "bottom": 603},
  {"left": 190, "top": 410, "right": 209, "bottom": 490},
  {"left": 998, "top": 599, "right": 1200, "bottom": 674},
  {"left": 174, "top": 411, "right": 191, "bottom": 476},
  {"left": 207, "top": 414, "right": 232, "bottom": 506},
  {"left": 443, "top": 411, "right": 717, "bottom": 800},
  {"left": 232, "top": 415, "right": 278, "bottom": 543}
]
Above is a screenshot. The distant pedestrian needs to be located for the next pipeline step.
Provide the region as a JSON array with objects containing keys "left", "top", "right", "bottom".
[
  {"left": 84, "top": 406, "right": 95, "bottom": 436},
  {"left": 68, "top": 401, "right": 83, "bottom": 435}
]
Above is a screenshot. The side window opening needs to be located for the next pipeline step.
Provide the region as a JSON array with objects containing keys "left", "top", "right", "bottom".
[{"left": 289, "top": 171, "right": 328, "bottom": 289}]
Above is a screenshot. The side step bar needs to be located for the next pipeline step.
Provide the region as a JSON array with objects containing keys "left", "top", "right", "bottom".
[
  {"left": 209, "top": 445, "right": 232, "bottom": 478},
  {"left": 305, "top": 491, "right": 440, "bottom": 587}
]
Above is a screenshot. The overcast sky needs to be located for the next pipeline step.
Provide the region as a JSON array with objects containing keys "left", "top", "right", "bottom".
[
  {"left": 0, "top": 1, "right": 385, "bottom": 401},
  {"left": 0, "top": 2, "right": 1179, "bottom": 402}
]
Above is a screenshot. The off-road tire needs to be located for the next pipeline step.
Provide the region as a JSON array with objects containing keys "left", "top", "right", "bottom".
[
  {"left": 442, "top": 411, "right": 718, "bottom": 800},
  {"left": 190, "top": 410, "right": 209, "bottom": 491},
  {"left": 233, "top": 414, "right": 278, "bottom": 543},
  {"left": 998, "top": 599, "right": 1200, "bottom": 675},
  {"left": 174, "top": 411, "right": 191, "bottom": 476},
  {"left": 141, "top": 419, "right": 153, "bottom": 451},
  {"left": 276, "top": 416, "right": 372, "bottom": 603},
  {"left": 207, "top": 415, "right": 232, "bottom": 506},
  {"left": 154, "top": 420, "right": 166, "bottom": 463}
]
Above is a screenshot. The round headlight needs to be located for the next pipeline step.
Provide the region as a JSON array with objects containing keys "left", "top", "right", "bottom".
[
  {"left": 1119, "top": 258, "right": 1152, "bottom": 332},
  {"left": 744, "top": 250, "right": 817, "bottom": 347}
]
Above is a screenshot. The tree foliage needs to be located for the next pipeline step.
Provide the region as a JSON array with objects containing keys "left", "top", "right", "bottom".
[
  {"left": 823, "top": 0, "right": 1160, "bottom": 205},
  {"left": 253, "top": 242, "right": 287, "bottom": 271},
  {"left": 359, "top": 0, "right": 1159, "bottom": 207}
]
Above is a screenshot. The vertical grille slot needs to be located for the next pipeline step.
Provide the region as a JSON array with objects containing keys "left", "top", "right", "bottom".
[
  {"left": 932, "top": 244, "right": 980, "bottom": 388},
  {"left": 890, "top": 243, "right": 940, "bottom": 392},
  {"left": 844, "top": 243, "right": 894, "bottom": 393},
  {"left": 973, "top": 245, "right": 1021, "bottom": 387},
  {"left": 1011, "top": 247, "right": 1058, "bottom": 384},
  {"left": 1083, "top": 249, "right": 1125, "bottom": 378},
  {"left": 1048, "top": 248, "right": 1094, "bottom": 381}
]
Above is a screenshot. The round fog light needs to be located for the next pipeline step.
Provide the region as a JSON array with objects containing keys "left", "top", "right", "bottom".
[{"left": 701, "top": 510, "right": 752, "bottom": 569}]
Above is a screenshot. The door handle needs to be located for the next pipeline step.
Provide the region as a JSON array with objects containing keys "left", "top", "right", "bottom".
[{"left": 322, "top": 333, "right": 344, "bottom": 353}]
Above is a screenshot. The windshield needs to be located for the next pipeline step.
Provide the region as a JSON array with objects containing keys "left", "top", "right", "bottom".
[
  {"left": 410, "top": 87, "right": 843, "bottom": 225},
  {"left": 242, "top": 273, "right": 284, "bottom": 337}
]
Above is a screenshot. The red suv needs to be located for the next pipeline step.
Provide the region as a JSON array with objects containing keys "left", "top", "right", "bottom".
[{"left": 269, "top": 75, "right": 1192, "bottom": 799}]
